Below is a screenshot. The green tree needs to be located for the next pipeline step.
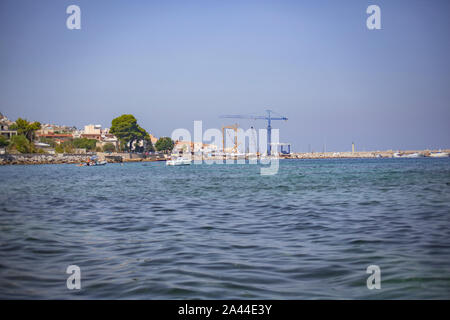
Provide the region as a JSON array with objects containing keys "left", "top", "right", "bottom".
[
  {"left": 63, "top": 143, "right": 75, "bottom": 154},
  {"left": 102, "top": 143, "right": 115, "bottom": 152},
  {"left": 9, "top": 135, "right": 34, "bottom": 153},
  {"left": 55, "top": 144, "right": 64, "bottom": 153},
  {"left": 155, "top": 137, "right": 174, "bottom": 153},
  {"left": 72, "top": 138, "right": 97, "bottom": 151},
  {"left": 0, "top": 135, "right": 9, "bottom": 148},
  {"left": 10, "top": 118, "right": 41, "bottom": 142},
  {"left": 110, "top": 114, "right": 153, "bottom": 152}
]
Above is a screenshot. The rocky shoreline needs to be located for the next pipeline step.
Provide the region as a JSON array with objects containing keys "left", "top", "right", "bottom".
[
  {"left": 0, "top": 153, "right": 166, "bottom": 165},
  {"left": 1, "top": 149, "right": 448, "bottom": 165},
  {"left": 0, "top": 154, "right": 93, "bottom": 165}
]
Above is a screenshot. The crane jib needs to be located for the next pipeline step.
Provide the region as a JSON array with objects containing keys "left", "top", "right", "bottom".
[{"left": 219, "top": 110, "right": 288, "bottom": 155}]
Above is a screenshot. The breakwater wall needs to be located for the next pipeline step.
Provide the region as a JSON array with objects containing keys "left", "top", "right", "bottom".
[
  {"left": 0, "top": 152, "right": 167, "bottom": 165},
  {"left": 0, "top": 153, "right": 92, "bottom": 165},
  {"left": 98, "top": 152, "right": 166, "bottom": 162},
  {"left": 285, "top": 149, "right": 450, "bottom": 159}
]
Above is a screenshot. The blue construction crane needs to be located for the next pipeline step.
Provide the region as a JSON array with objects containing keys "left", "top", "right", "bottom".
[{"left": 220, "top": 109, "right": 288, "bottom": 155}]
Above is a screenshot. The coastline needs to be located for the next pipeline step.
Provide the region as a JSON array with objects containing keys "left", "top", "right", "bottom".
[
  {"left": 284, "top": 149, "right": 450, "bottom": 159},
  {"left": 1, "top": 149, "right": 448, "bottom": 165},
  {"left": 0, "top": 152, "right": 166, "bottom": 165}
]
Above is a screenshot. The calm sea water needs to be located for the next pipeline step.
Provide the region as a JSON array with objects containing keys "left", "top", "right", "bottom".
[{"left": 0, "top": 158, "right": 449, "bottom": 299}]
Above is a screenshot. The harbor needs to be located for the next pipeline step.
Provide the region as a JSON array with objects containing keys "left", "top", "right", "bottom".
[
  {"left": 284, "top": 149, "right": 450, "bottom": 159},
  {"left": 2, "top": 111, "right": 449, "bottom": 166},
  {"left": 1, "top": 0, "right": 450, "bottom": 302}
]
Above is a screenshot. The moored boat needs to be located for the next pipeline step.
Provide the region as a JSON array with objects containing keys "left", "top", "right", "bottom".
[
  {"left": 403, "top": 153, "right": 424, "bottom": 158},
  {"left": 393, "top": 152, "right": 424, "bottom": 158},
  {"left": 166, "top": 157, "right": 192, "bottom": 166},
  {"left": 429, "top": 152, "right": 449, "bottom": 158},
  {"left": 77, "top": 156, "right": 107, "bottom": 166}
]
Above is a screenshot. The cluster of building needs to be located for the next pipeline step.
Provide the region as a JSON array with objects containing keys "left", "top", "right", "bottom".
[
  {"left": 0, "top": 113, "right": 16, "bottom": 139},
  {"left": 37, "top": 123, "right": 160, "bottom": 152},
  {"left": 37, "top": 124, "right": 119, "bottom": 149},
  {"left": 0, "top": 112, "right": 159, "bottom": 154},
  {"left": 1, "top": 112, "right": 223, "bottom": 155}
]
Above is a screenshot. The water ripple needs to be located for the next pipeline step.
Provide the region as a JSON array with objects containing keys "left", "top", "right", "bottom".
[{"left": 0, "top": 158, "right": 450, "bottom": 299}]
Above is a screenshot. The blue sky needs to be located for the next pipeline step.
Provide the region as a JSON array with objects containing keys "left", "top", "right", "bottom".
[{"left": 1, "top": 0, "right": 449, "bottom": 151}]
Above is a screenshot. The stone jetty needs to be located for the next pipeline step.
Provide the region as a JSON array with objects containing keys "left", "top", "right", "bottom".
[{"left": 0, "top": 154, "right": 92, "bottom": 165}]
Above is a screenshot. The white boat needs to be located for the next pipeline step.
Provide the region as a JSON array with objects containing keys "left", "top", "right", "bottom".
[
  {"left": 166, "top": 157, "right": 192, "bottom": 166},
  {"left": 393, "top": 152, "right": 424, "bottom": 158},
  {"left": 404, "top": 153, "right": 424, "bottom": 158},
  {"left": 429, "top": 152, "right": 449, "bottom": 158}
]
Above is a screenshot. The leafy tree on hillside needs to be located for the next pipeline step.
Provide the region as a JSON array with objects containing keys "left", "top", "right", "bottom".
[
  {"left": 155, "top": 137, "right": 174, "bottom": 153},
  {"left": 10, "top": 118, "right": 41, "bottom": 142},
  {"left": 55, "top": 144, "right": 64, "bottom": 154},
  {"left": 62, "top": 142, "right": 75, "bottom": 154},
  {"left": 72, "top": 138, "right": 97, "bottom": 151},
  {"left": 0, "top": 135, "right": 9, "bottom": 148},
  {"left": 102, "top": 143, "right": 116, "bottom": 152},
  {"left": 110, "top": 114, "right": 153, "bottom": 152},
  {"left": 8, "top": 135, "right": 34, "bottom": 153}
]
